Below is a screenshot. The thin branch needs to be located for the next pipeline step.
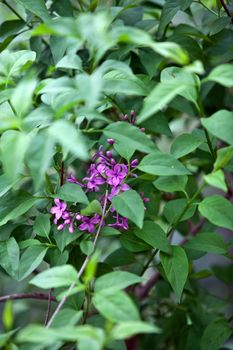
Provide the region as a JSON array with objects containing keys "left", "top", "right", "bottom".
[
  {"left": 60, "top": 161, "right": 65, "bottom": 186},
  {"left": 219, "top": 0, "right": 233, "bottom": 22},
  {"left": 0, "top": 293, "right": 57, "bottom": 303},
  {"left": 44, "top": 289, "right": 53, "bottom": 326},
  {"left": 46, "top": 190, "right": 109, "bottom": 328}
]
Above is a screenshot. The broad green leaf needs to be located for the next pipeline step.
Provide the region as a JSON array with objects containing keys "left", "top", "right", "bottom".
[
  {"left": 141, "top": 112, "right": 172, "bottom": 136},
  {"left": 26, "top": 132, "right": 54, "bottom": 190},
  {"left": 18, "top": 245, "right": 48, "bottom": 280},
  {"left": 94, "top": 271, "right": 143, "bottom": 294},
  {"left": 0, "top": 50, "right": 36, "bottom": 80},
  {"left": 134, "top": 221, "right": 171, "bottom": 253},
  {"left": 105, "top": 248, "right": 135, "bottom": 267},
  {"left": 34, "top": 213, "right": 51, "bottom": 239},
  {"left": 80, "top": 240, "right": 95, "bottom": 256},
  {"left": 160, "top": 246, "right": 189, "bottom": 301},
  {"left": 103, "top": 70, "right": 149, "bottom": 96},
  {"left": 138, "top": 82, "right": 188, "bottom": 123},
  {"left": 121, "top": 231, "right": 151, "bottom": 252},
  {"left": 153, "top": 175, "right": 188, "bottom": 193},
  {"left": 0, "top": 130, "right": 29, "bottom": 182},
  {"left": 104, "top": 121, "right": 156, "bottom": 156},
  {"left": 203, "top": 64, "right": 233, "bottom": 87},
  {"left": 157, "top": 0, "right": 193, "bottom": 37},
  {"left": 111, "top": 190, "right": 145, "bottom": 228},
  {"left": 201, "top": 110, "right": 233, "bottom": 145},
  {"left": 0, "top": 237, "right": 20, "bottom": 278},
  {"left": 204, "top": 170, "right": 227, "bottom": 192},
  {"left": 201, "top": 319, "right": 232, "bottom": 350},
  {"left": 30, "top": 264, "right": 78, "bottom": 288},
  {"left": 199, "top": 195, "right": 233, "bottom": 230},
  {"left": 138, "top": 152, "right": 190, "bottom": 176},
  {"left": 163, "top": 199, "right": 196, "bottom": 224},
  {"left": 110, "top": 321, "right": 160, "bottom": 340},
  {"left": 0, "top": 191, "right": 39, "bottom": 226},
  {"left": 185, "top": 232, "right": 227, "bottom": 255},
  {"left": 55, "top": 183, "right": 89, "bottom": 204},
  {"left": 48, "top": 120, "right": 88, "bottom": 160},
  {"left": 81, "top": 200, "right": 102, "bottom": 216},
  {"left": 170, "top": 133, "right": 202, "bottom": 158},
  {"left": 93, "top": 290, "right": 140, "bottom": 322},
  {"left": 14, "top": 0, "right": 50, "bottom": 21}
]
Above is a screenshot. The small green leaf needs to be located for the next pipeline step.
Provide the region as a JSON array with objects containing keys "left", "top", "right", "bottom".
[
  {"left": 203, "top": 64, "right": 233, "bottom": 87},
  {"left": 163, "top": 199, "right": 196, "bottom": 224},
  {"left": 185, "top": 232, "right": 227, "bottom": 255},
  {"left": 18, "top": 245, "right": 48, "bottom": 280},
  {"left": 138, "top": 152, "right": 190, "bottom": 176},
  {"left": 94, "top": 271, "right": 143, "bottom": 294},
  {"left": 170, "top": 133, "right": 202, "bottom": 158},
  {"left": 56, "top": 183, "right": 89, "bottom": 204},
  {"left": 153, "top": 175, "right": 188, "bottom": 193},
  {"left": 204, "top": 170, "right": 227, "bottom": 192},
  {"left": 30, "top": 265, "right": 78, "bottom": 288},
  {"left": 199, "top": 195, "right": 233, "bottom": 230},
  {"left": 201, "top": 110, "right": 233, "bottom": 145},
  {"left": 201, "top": 319, "right": 232, "bottom": 350},
  {"left": 112, "top": 190, "right": 145, "bottom": 228},
  {"left": 160, "top": 246, "right": 189, "bottom": 301},
  {"left": 80, "top": 240, "right": 95, "bottom": 256},
  {"left": 56, "top": 54, "right": 82, "bottom": 70},
  {"left": 214, "top": 146, "right": 233, "bottom": 171},
  {"left": 110, "top": 321, "right": 161, "bottom": 340},
  {"left": 34, "top": 213, "right": 51, "bottom": 239},
  {"left": 48, "top": 120, "right": 88, "bottom": 160},
  {"left": 81, "top": 200, "right": 102, "bottom": 216},
  {"left": 14, "top": 0, "right": 50, "bottom": 21},
  {"left": 93, "top": 290, "right": 140, "bottom": 322},
  {"left": 134, "top": 221, "right": 171, "bottom": 253}
]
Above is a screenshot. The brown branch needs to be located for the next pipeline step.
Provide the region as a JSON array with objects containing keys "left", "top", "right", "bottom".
[
  {"left": 0, "top": 293, "right": 57, "bottom": 303},
  {"left": 44, "top": 289, "right": 54, "bottom": 326},
  {"left": 219, "top": 0, "right": 233, "bottom": 23},
  {"left": 60, "top": 161, "right": 65, "bottom": 186}
]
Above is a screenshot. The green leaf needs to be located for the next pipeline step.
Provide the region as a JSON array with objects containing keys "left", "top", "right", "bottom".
[
  {"left": 48, "top": 120, "right": 88, "bottom": 160},
  {"left": 94, "top": 271, "right": 143, "bottom": 295},
  {"left": 103, "top": 70, "right": 149, "bottom": 96},
  {"left": 214, "top": 146, "right": 233, "bottom": 171},
  {"left": 14, "top": 0, "right": 50, "bottom": 21},
  {"left": 110, "top": 321, "right": 160, "bottom": 340},
  {"left": 0, "top": 191, "right": 40, "bottom": 226},
  {"left": 56, "top": 183, "right": 89, "bottom": 204},
  {"left": 0, "top": 237, "right": 20, "bottom": 278},
  {"left": 80, "top": 240, "right": 95, "bottom": 256},
  {"left": 18, "top": 245, "right": 48, "bottom": 280},
  {"left": 104, "top": 121, "right": 156, "bottom": 157},
  {"left": 170, "top": 133, "right": 202, "bottom": 158},
  {"left": 30, "top": 264, "right": 78, "bottom": 289},
  {"left": 160, "top": 246, "right": 189, "bottom": 301},
  {"left": 138, "top": 81, "right": 188, "bottom": 123},
  {"left": 203, "top": 64, "right": 233, "bottom": 87},
  {"left": 138, "top": 152, "right": 190, "bottom": 176},
  {"left": 81, "top": 200, "right": 102, "bottom": 216},
  {"left": 93, "top": 290, "right": 140, "bottom": 322},
  {"left": 153, "top": 175, "right": 188, "bottom": 193},
  {"left": 56, "top": 54, "right": 83, "bottom": 70},
  {"left": 185, "top": 232, "right": 228, "bottom": 255},
  {"left": 26, "top": 132, "right": 54, "bottom": 190},
  {"left": 111, "top": 190, "right": 145, "bottom": 228},
  {"left": 163, "top": 199, "right": 196, "bottom": 224},
  {"left": 0, "top": 50, "right": 36, "bottom": 80},
  {"left": 34, "top": 213, "right": 51, "bottom": 239},
  {"left": 201, "top": 110, "right": 233, "bottom": 145},
  {"left": 199, "top": 195, "right": 233, "bottom": 230},
  {"left": 0, "top": 130, "right": 29, "bottom": 182},
  {"left": 204, "top": 170, "right": 227, "bottom": 192},
  {"left": 201, "top": 319, "right": 232, "bottom": 350},
  {"left": 157, "top": 0, "right": 193, "bottom": 37},
  {"left": 134, "top": 221, "right": 171, "bottom": 254}
]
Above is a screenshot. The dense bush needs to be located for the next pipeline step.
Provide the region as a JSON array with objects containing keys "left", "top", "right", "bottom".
[{"left": 0, "top": 0, "right": 233, "bottom": 349}]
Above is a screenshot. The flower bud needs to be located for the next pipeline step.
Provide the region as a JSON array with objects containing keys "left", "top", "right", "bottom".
[
  {"left": 106, "top": 151, "right": 113, "bottom": 158},
  {"left": 131, "top": 159, "right": 139, "bottom": 168},
  {"left": 140, "top": 127, "right": 145, "bottom": 132},
  {"left": 57, "top": 224, "right": 64, "bottom": 231},
  {"left": 107, "top": 138, "right": 115, "bottom": 145}
]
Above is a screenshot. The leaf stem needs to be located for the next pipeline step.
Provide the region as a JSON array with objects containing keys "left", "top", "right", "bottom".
[{"left": 0, "top": 293, "right": 57, "bottom": 303}]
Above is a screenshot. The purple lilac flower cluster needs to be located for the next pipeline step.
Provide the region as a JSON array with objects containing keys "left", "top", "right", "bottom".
[{"left": 50, "top": 139, "right": 149, "bottom": 234}]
